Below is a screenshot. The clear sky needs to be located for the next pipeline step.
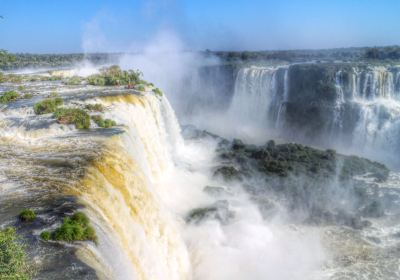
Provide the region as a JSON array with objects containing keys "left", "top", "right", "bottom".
[{"left": 1, "top": 0, "right": 399, "bottom": 53}]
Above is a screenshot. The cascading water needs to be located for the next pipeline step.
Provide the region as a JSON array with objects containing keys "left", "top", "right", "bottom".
[
  {"left": 333, "top": 65, "right": 400, "bottom": 166},
  {"left": 223, "top": 66, "right": 289, "bottom": 142},
  {"left": 2, "top": 66, "right": 400, "bottom": 280}
]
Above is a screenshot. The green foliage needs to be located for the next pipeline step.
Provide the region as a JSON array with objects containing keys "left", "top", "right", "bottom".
[
  {"left": 0, "top": 90, "right": 19, "bottom": 104},
  {"left": 33, "top": 97, "right": 63, "bottom": 114},
  {"left": 87, "top": 65, "right": 142, "bottom": 86},
  {"left": 0, "top": 227, "right": 31, "bottom": 280},
  {"left": 135, "top": 84, "right": 145, "bottom": 91},
  {"left": 39, "top": 231, "right": 50, "bottom": 241},
  {"left": 85, "top": 103, "right": 104, "bottom": 112},
  {"left": 63, "top": 76, "right": 82, "bottom": 85},
  {"left": 86, "top": 75, "right": 106, "bottom": 86},
  {"left": 152, "top": 88, "right": 163, "bottom": 97},
  {"left": 0, "top": 50, "right": 16, "bottom": 69},
  {"left": 91, "top": 115, "right": 116, "bottom": 128},
  {"left": 51, "top": 212, "right": 97, "bottom": 243},
  {"left": 17, "top": 85, "right": 25, "bottom": 92},
  {"left": 54, "top": 108, "right": 90, "bottom": 129},
  {"left": 18, "top": 209, "right": 36, "bottom": 222}
]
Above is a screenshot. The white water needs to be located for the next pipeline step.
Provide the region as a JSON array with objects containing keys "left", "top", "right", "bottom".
[{"left": 79, "top": 91, "right": 328, "bottom": 279}]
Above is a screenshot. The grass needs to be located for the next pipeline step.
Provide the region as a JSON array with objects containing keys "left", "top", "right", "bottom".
[
  {"left": 18, "top": 209, "right": 36, "bottom": 222},
  {"left": 91, "top": 115, "right": 116, "bottom": 128},
  {"left": 0, "top": 227, "right": 31, "bottom": 280},
  {"left": 85, "top": 103, "right": 104, "bottom": 112},
  {"left": 33, "top": 97, "right": 63, "bottom": 114},
  {"left": 0, "top": 90, "right": 19, "bottom": 104},
  {"left": 54, "top": 108, "right": 91, "bottom": 129},
  {"left": 41, "top": 212, "right": 97, "bottom": 243}
]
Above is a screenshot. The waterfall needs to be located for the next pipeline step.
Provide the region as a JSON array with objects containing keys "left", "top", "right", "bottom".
[
  {"left": 71, "top": 94, "right": 191, "bottom": 280},
  {"left": 224, "top": 66, "right": 288, "bottom": 141},
  {"left": 228, "top": 67, "right": 276, "bottom": 127},
  {"left": 334, "top": 66, "right": 400, "bottom": 166}
]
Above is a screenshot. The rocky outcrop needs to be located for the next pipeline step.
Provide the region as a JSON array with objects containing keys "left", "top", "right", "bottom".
[{"left": 214, "top": 138, "right": 389, "bottom": 228}]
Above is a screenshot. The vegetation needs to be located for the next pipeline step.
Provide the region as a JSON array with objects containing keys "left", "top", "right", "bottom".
[
  {"left": 0, "top": 90, "right": 19, "bottom": 104},
  {"left": 63, "top": 76, "right": 82, "bottom": 85},
  {"left": 364, "top": 46, "right": 400, "bottom": 60},
  {"left": 33, "top": 97, "right": 63, "bottom": 114},
  {"left": 18, "top": 209, "right": 36, "bottom": 222},
  {"left": 152, "top": 88, "right": 163, "bottom": 97},
  {"left": 135, "top": 84, "right": 145, "bottom": 91},
  {"left": 91, "top": 115, "right": 116, "bottom": 128},
  {"left": 0, "top": 227, "right": 31, "bottom": 280},
  {"left": 54, "top": 108, "right": 90, "bottom": 129},
  {"left": 85, "top": 103, "right": 104, "bottom": 112},
  {"left": 39, "top": 231, "right": 50, "bottom": 241},
  {"left": 0, "top": 50, "right": 16, "bottom": 69},
  {"left": 0, "top": 53, "right": 120, "bottom": 70},
  {"left": 87, "top": 65, "right": 142, "bottom": 86},
  {"left": 41, "top": 212, "right": 97, "bottom": 243}
]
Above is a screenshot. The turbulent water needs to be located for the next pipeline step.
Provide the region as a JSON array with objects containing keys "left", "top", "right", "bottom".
[{"left": 1, "top": 66, "right": 400, "bottom": 280}]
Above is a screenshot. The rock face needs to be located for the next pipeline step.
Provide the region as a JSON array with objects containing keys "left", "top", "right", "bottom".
[{"left": 214, "top": 138, "right": 389, "bottom": 228}]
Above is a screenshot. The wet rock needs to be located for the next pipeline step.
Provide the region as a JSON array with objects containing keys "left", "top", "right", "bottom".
[
  {"left": 186, "top": 200, "right": 234, "bottom": 224},
  {"left": 213, "top": 166, "right": 242, "bottom": 181},
  {"left": 203, "top": 186, "right": 229, "bottom": 197}
]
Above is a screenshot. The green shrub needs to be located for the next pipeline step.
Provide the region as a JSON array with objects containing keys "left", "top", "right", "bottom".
[
  {"left": 17, "top": 85, "right": 25, "bottom": 92},
  {"left": 40, "top": 231, "right": 50, "bottom": 241},
  {"left": 52, "top": 212, "right": 97, "bottom": 243},
  {"left": 87, "top": 65, "right": 142, "bottom": 86},
  {"left": 135, "top": 84, "right": 145, "bottom": 91},
  {"left": 0, "top": 90, "right": 19, "bottom": 104},
  {"left": 63, "top": 76, "right": 82, "bottom": 85},
  {"left": 33, "top": 97, "right": 63, "bottom": 114},
  {"left": 91, "top": 115, "right": 116, "bottom": 128},
  {"left": 0, "top": 227, "right": 31, "bottom": 280},
  {"left": 152, "top": 87, "right": 163, "bottom": 97},
  {"left": 85, "top": 103, "right": 104, "bottom": 112},
  {"left": 86, "top": 75, "right": 106, "bottom": 86},
  {"left": 19, "top": 209, "right": 36, "bottom": 222},
  {"left": 54, "top": 108, "right": 90, "bottom": 129}
]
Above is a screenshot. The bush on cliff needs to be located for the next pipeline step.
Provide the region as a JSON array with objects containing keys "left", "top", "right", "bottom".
[
  {"left": 19, "top": 209, "right": 36, "bottom": 222},
  {"left": 0, "top": 90, "right": 19, "bottom": 104},
  {"left": 33, "top": 97, "right": 63, "bottom": 114},
  {"left": 87, "top": 65, "right": 142, "bottom": 86},
  {"left": 41, "top": 212, "right": 97, "bottom": 243},
  {"left": 54, "top": 108, "right": 90, "bottom": 129}
]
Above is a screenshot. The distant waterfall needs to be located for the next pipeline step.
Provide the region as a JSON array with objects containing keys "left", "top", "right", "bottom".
[
  {"left": 224, "top": 64, "right": 400, "bottom": 166},
  {"left": 334, "top": 66, "right": 400, "bottom": 165},
  {"left": 226, "top": 66, "right": 289, "bottom": 138}
]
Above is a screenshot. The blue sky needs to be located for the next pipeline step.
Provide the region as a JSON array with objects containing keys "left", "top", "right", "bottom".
[{"left": 1, "top": 0, "right": 399, "bottom": 53}]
